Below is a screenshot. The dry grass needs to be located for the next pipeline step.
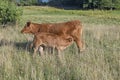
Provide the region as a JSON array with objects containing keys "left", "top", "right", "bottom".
[{"left": 0, "top": 6, "right": 120, "bottom": 80}]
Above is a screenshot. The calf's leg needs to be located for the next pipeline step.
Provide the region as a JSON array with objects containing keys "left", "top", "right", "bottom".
[
  {"left": 33, "top": 46, "right": 39, "bottom": 58},
  {"left": 33, "top": 39, "right": 41, "bottom": 57},
  {"left": 38, "top": 46, "right": 44, "bottom": 56}
]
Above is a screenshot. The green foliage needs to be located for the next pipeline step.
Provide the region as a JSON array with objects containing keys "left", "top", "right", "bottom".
[
  {"left": 113, "top": 0, "right": 120, "bottom": 9},
  {"left": 0, "top": 0, "right": 22, "bottom": 26},
  {"left": 48, "top": 0, "right": 120, "bottom": 10}
]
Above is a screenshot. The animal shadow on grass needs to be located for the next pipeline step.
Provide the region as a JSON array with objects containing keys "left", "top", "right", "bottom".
[
  {"left": 0, "top": 39, "right": 33, "bottom": 54},
  {"left": 15, "top": 41, "right": 33, "bottom": 53}
]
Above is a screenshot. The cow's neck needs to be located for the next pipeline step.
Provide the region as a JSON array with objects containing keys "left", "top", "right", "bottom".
[{"left": 31, "top": 23, "right": 40, "bottom": 34}]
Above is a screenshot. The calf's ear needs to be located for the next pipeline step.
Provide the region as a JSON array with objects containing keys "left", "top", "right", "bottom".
[
  {"left": 26, "top": 21, "right": 31, "bottom": 27},
  {"left": 67, "top": 37, "right": 73, "bottom": 42}
]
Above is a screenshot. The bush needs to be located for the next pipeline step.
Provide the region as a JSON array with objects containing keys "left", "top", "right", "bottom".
[{"left": 0, "top": 0, "right": 23, "bottom": 26}]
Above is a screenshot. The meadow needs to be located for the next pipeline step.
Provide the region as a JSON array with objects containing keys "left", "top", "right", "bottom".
[{"left": 0, "top": 6, "right": 120, "bottom": 80}]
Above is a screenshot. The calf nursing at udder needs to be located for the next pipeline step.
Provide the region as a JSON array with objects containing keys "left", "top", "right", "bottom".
[{"left": 32, "top": 32, "right": 73, "bottom": 57}]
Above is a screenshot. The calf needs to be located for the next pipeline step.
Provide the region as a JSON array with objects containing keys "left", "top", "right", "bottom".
[
  {"left": 21, "top": 20, "right": 84, "bottom": 52},
  {"left": 33, "top": 32, "right": 73, "bottom": 57}
]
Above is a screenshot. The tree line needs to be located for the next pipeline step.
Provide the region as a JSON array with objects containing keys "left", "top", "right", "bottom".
[
  {"left": 56, "top": 0, "right": 120, "bottom": 10},
  {"left": 15, "top": 0, "right": 120, "bottom": 10}
]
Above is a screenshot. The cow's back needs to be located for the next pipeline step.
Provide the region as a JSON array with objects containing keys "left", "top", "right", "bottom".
[
  {"left": 47, "top": 20, "right": 82, "bottom": 35},
  {"left": 25, "top": 20, "right": 82, "bottom": 35}
]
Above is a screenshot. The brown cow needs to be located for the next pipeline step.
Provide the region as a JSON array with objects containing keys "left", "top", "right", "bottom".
[
  {"left": 33, "top": 32, "right": 73, "bottom": 57},
  {"left": 21, "top": 20, "right": 84, "bottom": 52}
]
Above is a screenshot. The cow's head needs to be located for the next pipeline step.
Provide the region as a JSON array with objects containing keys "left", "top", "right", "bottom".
[{"left": 21, "top": 22, "right": 33, "bottom": 34}]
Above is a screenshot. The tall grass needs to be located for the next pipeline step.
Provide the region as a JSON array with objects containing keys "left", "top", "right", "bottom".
[{"left": 0, "top": 6, "right": 120, "bottom": 80}]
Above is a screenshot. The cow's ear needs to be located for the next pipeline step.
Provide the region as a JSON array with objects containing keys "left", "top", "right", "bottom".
[{"left": 26, "top": 21, "right": 31, "bottom": 27}]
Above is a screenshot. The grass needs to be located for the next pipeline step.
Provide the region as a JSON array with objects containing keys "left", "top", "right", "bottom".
[
  {"left": 22, "top": 6, "right": 120, "bottom": 25},
  {"left": 0, "top": 6, "right": 120, "bottom": 80}
]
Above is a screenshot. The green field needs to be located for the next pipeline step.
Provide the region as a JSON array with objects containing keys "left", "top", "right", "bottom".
[{"left": 0, "top": 6, "right": 120, "bottom": 80}]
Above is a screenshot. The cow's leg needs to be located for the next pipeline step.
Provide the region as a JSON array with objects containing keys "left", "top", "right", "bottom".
[
  {"left": 74, "top": 38, "right": 84, "bottom": 52},
  {"left": 73, "top": 27, "right": 85, "bottom": 52}
]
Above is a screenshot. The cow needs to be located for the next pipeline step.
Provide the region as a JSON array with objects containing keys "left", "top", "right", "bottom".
[
  {"left": 33, "top": 32, "right": 73, "bottom": 57},
  {"left": 21, "top": 20, "right": 84, "bottom": 52}
]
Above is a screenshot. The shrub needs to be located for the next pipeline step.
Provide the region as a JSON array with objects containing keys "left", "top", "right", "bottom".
[{"left": 0, "top": 0, "right": 22, "bottom": 27}]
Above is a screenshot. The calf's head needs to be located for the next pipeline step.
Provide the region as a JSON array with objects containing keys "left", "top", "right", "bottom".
[{"left": 21, "top": 22, "right": 33, "bottom": 34}]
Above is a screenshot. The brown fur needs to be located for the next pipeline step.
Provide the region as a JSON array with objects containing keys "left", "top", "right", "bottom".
[
  {"left": 21, "top": 20, "right": 84, "bottom": 52},
  {"left": 33, "top": 32, "right": 73, "bottom": 57}
]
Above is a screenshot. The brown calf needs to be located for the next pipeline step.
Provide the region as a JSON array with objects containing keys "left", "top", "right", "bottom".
[
  {"left": 33, "top": 32, "right": 73, "bottom": 57},
  {"left": 21, "top": 20, "right": 84, "bottom": 52}
]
